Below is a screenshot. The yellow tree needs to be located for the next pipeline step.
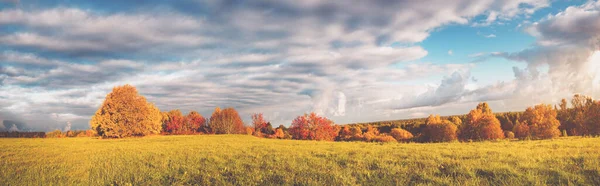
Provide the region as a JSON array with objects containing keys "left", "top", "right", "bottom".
[
  {"left": 520, "top": 104, "right": 561, "bottom": 139},
  {"left": 459, "top": 102, "right": 504, "bottom": 141},
  {"left": 90, "top": 85, "right": 162, "bottom": 138}
]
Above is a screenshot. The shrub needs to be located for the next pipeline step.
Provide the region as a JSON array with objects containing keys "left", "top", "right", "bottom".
[
  {"left": 390, "top": 128, "right": 413, "bottom": 142},
  {"left": 90, "top": 84, "right": 162, "bottom": 138}
]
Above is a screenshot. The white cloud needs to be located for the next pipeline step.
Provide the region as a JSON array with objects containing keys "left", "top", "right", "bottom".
[{"left": 448, "top": 50, "right": 454, "bottom": 55}]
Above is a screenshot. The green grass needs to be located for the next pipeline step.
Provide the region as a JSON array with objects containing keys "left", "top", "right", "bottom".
[{"left": 1, "top": 135, "right": 599, "bottom": 185}]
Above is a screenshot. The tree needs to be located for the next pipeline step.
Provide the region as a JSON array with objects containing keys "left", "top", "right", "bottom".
[
  {"left": 459, "top": 103, "right": 504, "bottom": 141},
  {"left": 422, "top": 115, "right": 457, "bottom": 142},
  {"left": 252, "top": 113, "right": 268, "bottom": 133},
  {"left": 363, "top": 125, "right": 380, "bottom": 142},
  {"left": 390, "top": 128, "right": 413, "bottom": 142},
  {"left": 163, "top": 110, "right": 186, "bottom": 134},
  {"left": 513, "top": 120, "right": 530, "bottom": 139},
  {"left": 209, "top": 107, "right": 245, "bottom": 134},
  {"left": 520, "top": 104, "right": 561, "bottom": 139},
  {"left": 338, "top": 125, "right": 365, "bottom": 141},
  {"left": 90, "top": 84, "right": 162, "bottom": 138},
  {"left": 585, "top": 101, "right": 600, "bottom": 136},
  {"left": 186, "top": 111, "right": 206, "bottom": 133},
  {"left": 289, "top": 112, "right": 338, "bottom": 141},
  {"left": 273, "top": 128, "right": 285, "bottom": 139}
]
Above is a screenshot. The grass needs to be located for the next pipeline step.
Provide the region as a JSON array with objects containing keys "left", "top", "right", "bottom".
[{"left": 1, "top": 135, "right": 599, "bottom": 185}]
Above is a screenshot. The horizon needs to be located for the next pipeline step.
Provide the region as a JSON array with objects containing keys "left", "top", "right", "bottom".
[{"left": 1, "top": 0, "right": 600, "bottom": 132}]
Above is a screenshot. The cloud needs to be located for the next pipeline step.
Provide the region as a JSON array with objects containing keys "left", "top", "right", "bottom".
[
  {"left": 0, "top": 0, "right": 560, "bottom": 129},
  {"left": 448, "top": 50, "right": 454, "bottom": 55},
  {"left": 485, "top": 34, "right": 497, "bottom": 38},
  {"left": 485, "top": 1, "right": 600, "bottom": 109}
]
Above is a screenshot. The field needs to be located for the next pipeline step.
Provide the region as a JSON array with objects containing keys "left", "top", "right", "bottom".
[{"left": 1, "top": 135, "right": 600, "bottom": 185}]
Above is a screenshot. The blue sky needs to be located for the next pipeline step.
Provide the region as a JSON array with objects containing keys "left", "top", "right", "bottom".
[{"left": 0, "top": 0, "right": 599, "bottom": 131}]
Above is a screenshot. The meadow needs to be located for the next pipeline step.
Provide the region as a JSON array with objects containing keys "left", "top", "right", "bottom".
[{"left": 1, "top": 135, "right": 599, "bottom": 185}]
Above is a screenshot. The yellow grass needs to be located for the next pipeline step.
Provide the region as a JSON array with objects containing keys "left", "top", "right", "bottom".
[{"left": 1, "top": 135, "right": 599, "bottom": 185}]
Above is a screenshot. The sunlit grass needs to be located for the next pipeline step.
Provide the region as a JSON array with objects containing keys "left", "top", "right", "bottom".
[{"left": 1, "top": 135, "right": 599, "bottom": 185}]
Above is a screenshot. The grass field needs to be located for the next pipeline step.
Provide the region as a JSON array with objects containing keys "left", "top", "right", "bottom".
[{"left": 1, "top": 135, "right": 599, "bottom": 185}]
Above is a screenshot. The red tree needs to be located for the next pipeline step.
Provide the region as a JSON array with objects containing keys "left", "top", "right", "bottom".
[
  {"left": 186, "top": 111, "right": 206, "bottom": 133},
  {"left": 163, "top": 110, "right": 186, "bottom": 134},
  {"left": 289, "top": 112, "right": 337, "bottom": 141}
]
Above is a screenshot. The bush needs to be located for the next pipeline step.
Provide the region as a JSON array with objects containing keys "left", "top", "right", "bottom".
[
  {"left": 390, "top": 128, "right": 413, "bottom": 142},
  {"left": 90, "top": 85, "right": 162, "bottom": 138}
]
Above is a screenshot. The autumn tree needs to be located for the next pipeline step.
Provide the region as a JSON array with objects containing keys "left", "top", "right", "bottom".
[
  {"left": 163, "top": 110, "right": 186, "bottom": 134},
  {"left": 363, "top": 125, "right": 380, "bottom": 142},
  {"left": 90, "top": 84, "right": 162, "bottom": 138},
  {"left": 209, "top": 107, "right": 245, "bottom": 134},
  {"left": 390, "top": 128, "right": 413, "bottom": 142},
  {"left": 585, "top": 101, "right": 600, "bottom": 136},
  {"left": 289, "top": 112, "right": 337, "bottom": 141},
  {"left": 459, "top": 103, "right": 504, "bottom": 141},
  {"left": 252, "top": 113, "right": 267, "bottom": 133},
  {"left": 512, "top": 120, "right": 530, "bottom": 139},
  {"left": 424, "top": 115, "right": 457, "bottom": 142},
  {"left": 520, "top": 104, "right": 561, "bottom": 139},
  {"left": 186, "top": 111, "right": 206, "bottom": 133}
]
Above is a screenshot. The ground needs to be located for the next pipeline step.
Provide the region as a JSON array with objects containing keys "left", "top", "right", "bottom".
[{"left": 1, "top": 135, "right": 599, "bottom": 185}]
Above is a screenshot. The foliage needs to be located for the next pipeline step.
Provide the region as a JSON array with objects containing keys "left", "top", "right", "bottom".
[
  {"left": 520, "top": 104, "right": 561, "bottom": 139},
  {"left": 90, "top": 85, "right": 162, "bottom": 138},
  {"left": 163, "top": 110, "right": 186, "bottom": 134},
  {"left": 390, "top": 128, "right": 413, "bottom": 142},
  {"left": 513, "top": 121, "right": 530, "bottom": 139},
  {"left": 186, "top": 111, "right": 206, "bottom": 133},
  {"left": 209, "top": 107, "right": 245, "bottom": 134},
  {"left": 46, "top": 130, "right": 65, "bottom": 138},
  {"left": 459, "top": 103, "right": 504, "bottom": 141},
  {"left": 289, "top": 112, "right": 338, "bottom": 141},
  {"left": 424, "top": 115, "right": 458, "bottom": 142},
  {"left": 337, "top": 126, "right": 364, "bottom": 141}
]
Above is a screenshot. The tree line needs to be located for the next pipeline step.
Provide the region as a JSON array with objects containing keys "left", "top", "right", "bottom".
[{"left": 86, "top": 85, "right": 599, "bottom": 143}]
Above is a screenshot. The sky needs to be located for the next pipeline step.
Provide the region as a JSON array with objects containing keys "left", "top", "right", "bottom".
[{"left": 1, "top": 0, "right": 599, "bottom": 132}]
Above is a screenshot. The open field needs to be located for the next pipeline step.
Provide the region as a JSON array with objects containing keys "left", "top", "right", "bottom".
[{"left": 1, "top": 135, "right": 600, "bottom": 185}]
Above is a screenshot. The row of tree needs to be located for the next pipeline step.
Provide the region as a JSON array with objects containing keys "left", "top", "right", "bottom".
[{"left": 90, "top": 85, "right": 599, "bottom": 143}]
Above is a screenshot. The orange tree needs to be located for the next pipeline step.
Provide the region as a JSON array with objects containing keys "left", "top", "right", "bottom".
[
  {"left": 90, "top": 84, "right": 162, "bottom": 138},
  {"left": 520, "top": 104, "right": 561, "bottom": 139},
  {"left": 289, "top": 112, "right": 337, "bottom": 141},
  {"left": 459, "top": 102, "right": 504, "bottom": 141}
]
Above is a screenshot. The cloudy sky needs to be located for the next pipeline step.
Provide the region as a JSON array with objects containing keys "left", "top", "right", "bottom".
[{"left": 1, "top": 0, "right": 599, "bottom": 131}]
